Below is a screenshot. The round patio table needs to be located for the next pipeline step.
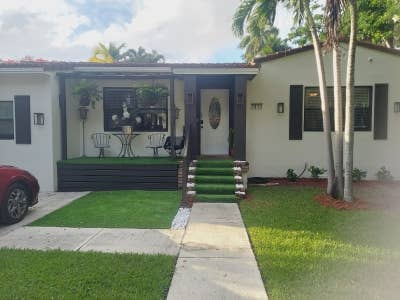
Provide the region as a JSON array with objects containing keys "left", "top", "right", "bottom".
[{"left": 112, "top": 133, "right": 140, "bottom": 158}]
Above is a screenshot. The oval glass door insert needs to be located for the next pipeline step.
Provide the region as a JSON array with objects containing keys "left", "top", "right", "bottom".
[{"left": 209, "top": 97, "right": 221, "bottom": 129}]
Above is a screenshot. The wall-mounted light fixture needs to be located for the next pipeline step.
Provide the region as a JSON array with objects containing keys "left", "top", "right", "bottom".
[
  {"left": 186, "top": 92, "right": 193, "bottom": 104},
  {"left": 33, "top": 113, "right": 45, "bottom": 125},
  {"left": 394, "top": 102, "right": 400, "bottom": 113},
  {"left": 175, "top": 106, "right": 181, "bottom": 119},
  {"left": 250, "top": 103, "right": 263, "bottom": 110},
  {"left": 277, "top": 102, "right": 285, "bottom": 114},
  {"left": 237, "top": 93, "right": 244, "bottom": 105}
]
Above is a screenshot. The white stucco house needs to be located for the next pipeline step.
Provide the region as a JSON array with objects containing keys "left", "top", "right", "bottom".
[{"left": 0, "top": 42, "right": 399, "bottom": 192}]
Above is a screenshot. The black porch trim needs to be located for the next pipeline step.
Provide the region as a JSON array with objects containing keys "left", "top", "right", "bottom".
[
  {"left": 374, "top": 83, "right": 389, "bottom": 140},
  {"left": 233, "top": 75, "right": 248, "bottom": 160},
  {"left": 59, "top": 75, "right": 68, "bottom": 160}
]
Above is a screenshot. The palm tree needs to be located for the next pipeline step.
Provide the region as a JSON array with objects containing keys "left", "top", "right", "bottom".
[
  {"left": 122, "top": 47, "right": 165, "bottom": 63},
  {"left": 325, "top": 0, "right": 347, "bottom": 199},
  {"left": 343, "top": 0, "right": 358, "bottom": 202},
  {"left": 89, "top": 42, "right": 126, "bottom": 63},
  {"left": 233, "top": 0, "right": 336, "bottom": 195}
]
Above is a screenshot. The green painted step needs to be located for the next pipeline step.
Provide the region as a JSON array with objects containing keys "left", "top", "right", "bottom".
[
  {"left": 195, "top": 184, "right": 235, "bottom": 195},
  {"left": 196, "top": 194, "right": 238, "bottom": 203},
  {"left": 194, "top": 175, "right": 235, "bottom": 184},
  {"left": 196, "top": 160, "right": 233, "bottom": 168},
  {"left": 195, "top": 168, "right": 233, "bottom": 176}
]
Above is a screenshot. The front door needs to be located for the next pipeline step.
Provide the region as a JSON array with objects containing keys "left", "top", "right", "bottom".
[{"left": 200, "top": 89, "right": 229, "bottom": 155}]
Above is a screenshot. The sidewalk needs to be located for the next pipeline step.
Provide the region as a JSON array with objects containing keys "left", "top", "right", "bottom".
[{"left": 167, "top": 203, "right": 268, "bottom": 300}]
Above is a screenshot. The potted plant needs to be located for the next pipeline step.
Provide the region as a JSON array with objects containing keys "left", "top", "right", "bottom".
[
  {"left": 112, "top": 102, "right": 135, "bottom": 134},
  {"left": 136, "top": 84, "right": 169, "bottom": 108},
  {"left": 72, "top": 79, "right": 102, "bottom": 120}
]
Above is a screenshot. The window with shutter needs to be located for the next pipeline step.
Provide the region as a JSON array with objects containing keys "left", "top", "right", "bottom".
[
  {"left": 304, "top": 86, "right": 372, "bottom": 132},
  {"left": 0, "top": 101, "right": 14, "bottom": 139}
]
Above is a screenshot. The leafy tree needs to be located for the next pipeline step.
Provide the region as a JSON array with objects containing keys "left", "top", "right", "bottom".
[
  {"left": 89, "top": 44, "right": 165, "bottom": 63},
  {"left": 89, "top": 42, "right": 126, "bottom": 63},
  {"left": 341, "top": 0, "right": 400, "bottom": 48},
  {"left": 122, "top": 47, "right": 165, "bottom": 63},
  {"left": 239, "top": 26, "right": 289, "bottom": 62},
  {"left": 232, "top": 0, "right": 289, "bottom": 62}
]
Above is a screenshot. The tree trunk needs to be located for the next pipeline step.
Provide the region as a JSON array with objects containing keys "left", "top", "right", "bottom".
[
  {"left": 305, "top": 4, "right": 335, "bottom": 196},
  {"left": 333, "top": 45, "right": 344, "bottom": 199},
  {"left": 344, "top": 0, "right": 358, "bottom": 202}
]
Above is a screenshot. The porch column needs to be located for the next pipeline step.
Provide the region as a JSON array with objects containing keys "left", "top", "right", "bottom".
[
  {"left": 59, "top": 75, "right": 67, "bottom": 160},
  {"left": 233, "top": 75, "right": 247, "bottom": 160},
  {"left": 184, "top": 75, "right": 198, "bottom": 157},
  {"left": 169, "top": 77, "right": 176, "bottom": 158}
]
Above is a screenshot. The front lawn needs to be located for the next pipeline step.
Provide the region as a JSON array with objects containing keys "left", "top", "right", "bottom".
[
  {"left": 0, "top": 249, "right": 175, "bottom": 299},
  {"left": 240, "top": 186, "right": 400, "bottom": 300},
  {"left": 30, "top": 190, "right": 180, "bottom": 228}
]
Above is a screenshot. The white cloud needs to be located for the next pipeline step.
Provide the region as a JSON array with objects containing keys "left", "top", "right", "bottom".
[{"left": 0, "top": 0, "right": 312, "bottom": 62}]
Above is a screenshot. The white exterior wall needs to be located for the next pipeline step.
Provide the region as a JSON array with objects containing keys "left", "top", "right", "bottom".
[
  {"left": 246, "top": 45, "right": 400, "bottom": 179},
  {"left": 66, "top": 78, "right": 185, "bottom": 158},
  {"left": 0, "top": 73, "right": 59, "bottom": 191}
]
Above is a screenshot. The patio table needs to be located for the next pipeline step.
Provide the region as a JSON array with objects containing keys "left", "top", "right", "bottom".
[{"left": 112, "top": 133, "right": 140, "bottom": 158}]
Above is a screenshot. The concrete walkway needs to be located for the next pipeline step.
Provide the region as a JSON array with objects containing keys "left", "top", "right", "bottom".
[
  {"left": 0, "top": 227, "right": 184, "bottom": 255},
  {"left": 167, "top": 203, "right": 268, "bottom": 300}
]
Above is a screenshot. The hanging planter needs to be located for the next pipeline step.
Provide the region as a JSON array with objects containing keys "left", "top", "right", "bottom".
[
  {"left": 136, "top": 84, "right": 169, "bottom": 108},
  {"left": 78, "top": 106, "right": 89, "bottom": 120},
  {"left": 72, "top": 79, "right": 103, "bottom": 120}
]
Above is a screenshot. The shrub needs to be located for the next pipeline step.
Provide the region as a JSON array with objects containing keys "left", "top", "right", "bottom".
[
  {"left": 308, "top": 165, "right": 326, "bottom": 179},
  {"left": 376, "top": 167, "right": 394, "bottom": 181},
  {"left": 352, "top": 168, "right": 367, "bottom": 181},
  {"left": 286, "top": 169, "right": 298, "bottom": 182}
]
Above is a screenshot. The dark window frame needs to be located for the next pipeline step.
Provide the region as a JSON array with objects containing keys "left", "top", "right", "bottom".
[
  {"left": 0, "top": 101, "right": 14, "bottom": 140},
  {"left": 103, "top": 87, "right": 169, "bottom": 133},
  {"left": 303, "top": 86, "right": 373, "bottom": 132}
]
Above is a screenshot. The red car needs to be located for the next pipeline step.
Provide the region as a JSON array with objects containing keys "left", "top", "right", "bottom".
[{"left": 0, "top": 166, "right": 39, "bottom": 224}]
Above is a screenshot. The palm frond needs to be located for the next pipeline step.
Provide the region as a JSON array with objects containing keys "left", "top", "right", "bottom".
[
  {"left": 232, "top": 0, "right": 257, "bottom": 37},
  {"left": 325, "top": 0, "right": 347, "bottom": 48}
]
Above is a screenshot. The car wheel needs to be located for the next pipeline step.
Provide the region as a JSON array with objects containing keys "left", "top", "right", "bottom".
[{"left": 0, "top": 183, "right": 30, "bottom": 225}]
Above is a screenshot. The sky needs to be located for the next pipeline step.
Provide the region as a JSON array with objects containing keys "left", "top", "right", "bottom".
[{"left": 0, "top": 0, "right": 294, "bottom": 63}]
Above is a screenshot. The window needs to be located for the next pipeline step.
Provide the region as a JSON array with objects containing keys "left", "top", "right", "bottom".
[
  {"left": 103, "top": 87, "right": 168, "bottom": 132},
  {"left": 0, "top": 101, "right": 14, "bottom": 139},
  {"left": 304, "top": 86, "right": 372, "bottom": 131}
]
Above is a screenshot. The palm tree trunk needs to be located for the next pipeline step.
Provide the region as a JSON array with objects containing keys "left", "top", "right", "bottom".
[
  {"left": 333, "top": 45, "right": 344, "bottom": 199},
  {"left": 305, "top": 4, "right": 335, "bottom": 195},
  {"left": 344, "top": 0, "right": 358, "bottom": 202}
]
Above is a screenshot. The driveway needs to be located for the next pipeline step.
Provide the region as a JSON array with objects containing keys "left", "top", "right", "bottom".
[{"left": 0, "top": 191, "right": 88, "bottom": 237}]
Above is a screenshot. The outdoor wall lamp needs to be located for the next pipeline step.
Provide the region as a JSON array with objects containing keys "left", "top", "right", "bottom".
[
  {"left": 277, "top": 102, "right": 285, "bottom": 114},
  {"left": 186, "top": 92, "right": 193, "bottom": 104},
  {"left": 175, "top": 106, "right": 181, "bottom": 119},
  {"left": 33, "top": 113, "right": 45, "bottom": 125},
  {"left": 394, "top": 102, "right": 400, "bottom": 113},
  {"left": 237, "top": 93, "right": 244, "bottom": 105}
]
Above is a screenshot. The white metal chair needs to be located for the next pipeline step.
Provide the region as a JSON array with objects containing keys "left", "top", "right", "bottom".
[
  {"left": 91, "top": 133, "right": 111, "bottom": 158},
  {"left": 146, "top": 133, "right": 166, "bottom": 157}
]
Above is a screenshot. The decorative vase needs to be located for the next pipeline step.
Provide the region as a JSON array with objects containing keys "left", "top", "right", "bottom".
[
  {"left": 78, "top": 106, "right": 89, "bottom": 120},
  {"left": 122, "top": 125, "right": 133, "bottom": 134}
]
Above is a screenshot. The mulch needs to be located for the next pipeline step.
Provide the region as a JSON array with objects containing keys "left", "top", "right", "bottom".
[{"left": 314, "top": 193, "right": 370, "bottom": 210}]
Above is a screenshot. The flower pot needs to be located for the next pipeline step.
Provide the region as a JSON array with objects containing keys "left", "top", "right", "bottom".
[
  {"left": 79, "top": 96, "right": 91, "bottom": 107},
  {"left": 78, "top": 106, "right": 89, "bottom": 120},
  {"left": 122, "top": 125, "right": 133, "bottom": 134}
]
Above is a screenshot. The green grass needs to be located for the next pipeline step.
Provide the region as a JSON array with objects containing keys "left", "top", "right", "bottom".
[
  {"left": 195, "top": 183, "right": 235, "bottom": 194},
  {"left": 195, "top": 175, "right": 235, "bottom": 184},
  {"left": 0, "top": 249, "right": 175, "bottom": 299},
  {"left": 30, "top": 190, "right": 180, "bottom": 228},
  {"left": 58, "top": 156, "right": 180, "bottom": 165},
  {"left": 195, "top": 167, "right": 233, "bottom": 176},
  {"left": 240, "top": 186, "right": 400, "bottom": 300}
]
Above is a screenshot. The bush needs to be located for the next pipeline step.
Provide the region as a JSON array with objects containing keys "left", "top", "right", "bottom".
[
  {"left": 376, "top": 167, "right": 394, "bottom": 181},
  {"left": 286, "top": 169, "right": 298, "bottom": 182},
  {"left": 308, "top": 165, "right": 326, "bottom": 179},
  {"left": 352, "top": 168, "right": 367, "bottom": 181}
]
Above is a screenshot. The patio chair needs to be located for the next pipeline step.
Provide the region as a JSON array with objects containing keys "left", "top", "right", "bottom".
[
  {"left": 146, "top": 133, "right": 166, "bottom": 157},
  {"left": 90, "top": 133, "right": 111, "bottom": 158},
  {"left": 163, "top": 135, "right": 186, "bottom": 156}
]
